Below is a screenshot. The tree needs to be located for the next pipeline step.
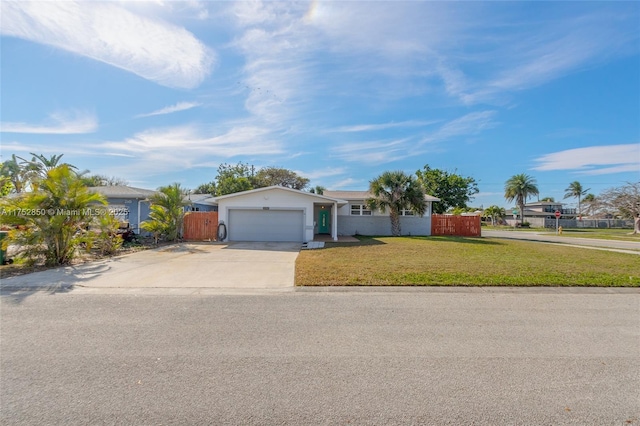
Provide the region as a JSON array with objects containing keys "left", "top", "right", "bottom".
[
  {"left": 0, "top": 155, "right": 28, "bottom": 193},
  {"left": 193, "top": 181, "right": 216, "bottom": 195},
  {"left": 140, "top": 183, "right": 190, "bottom": 242},
  {"left": 367, "top": 171, "right": 426, "bottom": 236},
  {"left": 540, "top": 197, "right": 555, "bottom": 202},
  {"left": 0, "top": 165, "right": 106, "bottom": 266},
  {"left": 309, "top": 185, "right": 326, "bottom": 195},
  {"left": 0, "top": 163, "right": 14, "bottom": 196},
  {"left": 215, "top": 162, "right": 256, "bottom": 196},
  {"left": 213, "top": 162, "right": 310, "bottom": 195},
  {"left": 564, "top": 181, "right": 590, "bottom": 219},
  {"left": 484, "top": 205, "right": 506, "bottom": 225},
  {"left": 254, "top": 167, "right": 309, "bottom": 190},
  {"left": 18, "top": 153, "right": 77, "bottom": 178},
  {"left": 504, "top": 174, "right": 539, "bottom": 225},
  {"left": 581, "top": 193, "right": 600, "bottom": 217},
  {"left": 81, "top": 174, "right": 129, "bottom": 187},
  {"left": 415, "top": 165, "right": 479, "bottom": 214},
  {"left": 597, "top": 182, "right": 640, "bottom": 231}
]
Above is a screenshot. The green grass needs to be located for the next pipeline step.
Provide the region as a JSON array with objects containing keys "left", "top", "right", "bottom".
[{"left": 295, "top": 236, "right": 640, "bottom": 287}]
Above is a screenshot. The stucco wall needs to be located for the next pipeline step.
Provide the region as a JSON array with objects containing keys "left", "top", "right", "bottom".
[
  {"left": 105, "top": 198, "right": 151, "bottom": 235},
  {"left": 336, "top": 201, "right": 433, "bottom": 236},
  {"left": 217, "top": 189, "right": 318, "bottom": 242},
  {"left": 337, "top": 216, "right": 432, "bottom": 236}
]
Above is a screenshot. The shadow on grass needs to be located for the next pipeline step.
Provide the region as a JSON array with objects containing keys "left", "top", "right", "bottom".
[
  {"left": 326, "top": 235, "right": 505, "bottom": 247},
  {"left": 325, "top": 236, "right": 387, "bottom": 248},
  {"left": 412, "top": 236, "right": 505, "bottom": 245}
]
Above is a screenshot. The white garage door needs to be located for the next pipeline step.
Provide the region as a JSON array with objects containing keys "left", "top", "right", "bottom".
[{"left": 228, "top": 209, "right": 304, "bottom": 242}]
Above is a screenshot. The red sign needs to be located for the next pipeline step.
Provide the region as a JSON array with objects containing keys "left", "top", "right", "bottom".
[{"left": 555, "top": 210, "right": 561, "bottom": 219}]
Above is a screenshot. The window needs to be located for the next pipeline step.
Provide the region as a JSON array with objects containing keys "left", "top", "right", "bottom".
[
  {"left": 350, "top": 204, "right": 372, "bottom": 216},
  {"left": 191, "top": 207, "right": 200, "bottom": 212},
  {"left": 401, "top": 209, "right": 415, "bottom": 216}
]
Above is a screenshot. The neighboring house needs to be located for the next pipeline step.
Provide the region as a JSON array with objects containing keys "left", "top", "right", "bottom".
[
  {"left": 324, "top": 190, "right": 440, "bottom": 237},
  {"left": 185, "top": 193, "right": 218, "bottom": 212},
  {"left": 88, "top": 186, "right": 157, "bottom": 233},
  {"left": 213, "top": 186, "right": 440, "bottom": 243},
  {"left": 518, "top": 201, "right": 577, "bottom": 220}
]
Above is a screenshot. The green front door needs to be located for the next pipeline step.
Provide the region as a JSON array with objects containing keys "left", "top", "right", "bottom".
[{"left": 318, "top": 210, "right": 330, "bottom": 234}]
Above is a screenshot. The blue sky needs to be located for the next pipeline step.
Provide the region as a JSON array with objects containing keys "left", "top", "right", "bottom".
[{"left": 1, "top": 0, "right": 639, "bottom": 210}]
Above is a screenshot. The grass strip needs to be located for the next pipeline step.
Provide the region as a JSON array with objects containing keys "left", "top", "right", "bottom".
[{"left": 295, "top": 236, "right": 640, "bottom": 286}]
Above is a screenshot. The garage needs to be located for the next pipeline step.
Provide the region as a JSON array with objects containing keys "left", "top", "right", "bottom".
[{"left": 228, "top": 209, "right": 304, "bottom": 242}]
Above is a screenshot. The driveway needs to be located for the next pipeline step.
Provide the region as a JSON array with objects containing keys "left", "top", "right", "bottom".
[{"left": 0, "top": 242, "right": 300, "bottom": 290}]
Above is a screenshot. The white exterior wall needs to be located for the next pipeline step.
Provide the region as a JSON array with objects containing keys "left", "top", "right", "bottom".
[{"left": 217, "top": 189, "right": 317, "bottom": 242}]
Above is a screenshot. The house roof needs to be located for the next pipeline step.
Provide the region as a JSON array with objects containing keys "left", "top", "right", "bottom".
[
  {"left": 212, "top": 185, "right": 347, "bottom": 204},
  {"left": 88, "top": 185, "right": 157, "bottom": 199},
  {"left": 324, "top": 190, "right": 440, "bottom": 202},
  {"left": 187, "top": 193, "right": 217, "bottom": 205},
  {"left": 525, "top": 201, "right": 565, "bottom": 206}
]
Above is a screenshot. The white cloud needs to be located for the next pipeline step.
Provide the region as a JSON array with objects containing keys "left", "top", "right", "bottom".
[
  {"left": 532, "top": 144, "right": 640, "bottom": 174},
  {"left": 329, "top": 177, "right": 362, "bottom": 190},
  {"left": 1, "top": 110, "right": 98, "bottom": 134},
  {"left": 298, "top": 167, "right": 347, "bottom": 180},
  {"left": 421, "top": 111, "right": 498, "bottom": 144},
  {"left": 102, "top": 124, "right": 282, "bottom": 158},
  {"left": 332, "top": 138, "right": 414, "bottom": 165},
  {"left": 1, "top": 0, "right": 214, "bottom": 89},
  {"left": 136, "top": 101, "right": 202, "bottom": 118},
  {"left": 329, "top": 120, "right": 439, "bottom": 133}
]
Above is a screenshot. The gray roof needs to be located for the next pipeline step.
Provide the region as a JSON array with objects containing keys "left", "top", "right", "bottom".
[
  {"left": 212, "top": 185, "right": 346, "bottom": 204},
  {"left": 324, "top": 190, "right": 440, "bottom": 202},
  {"left": 88, "top": 185, "right": 157, "bottom": 199},
  {"left": 187, "top": 193, "right": 217, "bottom": 205}
]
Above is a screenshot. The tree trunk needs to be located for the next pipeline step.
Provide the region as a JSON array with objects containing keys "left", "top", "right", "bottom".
[
  {"left": 390, "top": 209, "right": 401, "bottom": 236},
  {"left": 519, "top": 201, "right": 525, "bottom": 225},
  {"left": 634, "top": 215, "right": 639, "bottom": 235}
]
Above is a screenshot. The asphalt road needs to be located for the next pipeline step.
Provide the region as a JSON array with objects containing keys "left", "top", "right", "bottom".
[
  {"left": 482, "top": 230, "right": 640, "bottom": 253},
  {"left": 2, "top": 288, "right": 639, "bottom": 425}
]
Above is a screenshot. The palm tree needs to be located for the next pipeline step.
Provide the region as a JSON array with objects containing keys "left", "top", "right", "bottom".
[
  {"left": 141, "top": 183, "right": 190, "bottom": 242},
  {"left": 0, "top": 165, "right": 106, "bottom": 265},
  {"left": 484, "top": 205, "right": 506, "bottom": 225},
  {"left": 367, "top": 171, "right": 426, "bottom": 236},
  {"left": 504, "top": 174, "right": 539, "bottom": 225},
  {"left": 564, "top": 181, "right": 590, "bottom": 219}
]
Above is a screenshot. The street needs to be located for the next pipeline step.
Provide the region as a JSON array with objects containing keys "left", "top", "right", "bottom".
[
  {"left": 1, "top": 288, "right": 639, "bottom": 425},
  {"left": 482, "top": 229, "right": 640, "bottom": 254}
]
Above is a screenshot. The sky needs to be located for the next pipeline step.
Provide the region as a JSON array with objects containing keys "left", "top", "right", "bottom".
[{"left": 1, "top": 0, "right": 639, "bottom": 210}]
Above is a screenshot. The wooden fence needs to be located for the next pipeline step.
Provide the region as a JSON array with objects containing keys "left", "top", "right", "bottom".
[
  {"left": 183, "top": 211, "right": 218, "bottom": 241},
  {"left": 431, "top": 214, "right": 481, "bottom": 237}
]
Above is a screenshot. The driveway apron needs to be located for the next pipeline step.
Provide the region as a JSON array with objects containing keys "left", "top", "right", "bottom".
[{"left": 0, "top": 242, "right": 300, "bottom": 290}]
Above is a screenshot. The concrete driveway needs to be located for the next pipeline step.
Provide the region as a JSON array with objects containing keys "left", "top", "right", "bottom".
[{"left": 0, "top": 242, "right": 300, "bottom": 290}]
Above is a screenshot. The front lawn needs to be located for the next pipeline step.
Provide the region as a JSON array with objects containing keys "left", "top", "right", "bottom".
[{"left": 295, "top": 236, "right": 640, "bottom": 286}]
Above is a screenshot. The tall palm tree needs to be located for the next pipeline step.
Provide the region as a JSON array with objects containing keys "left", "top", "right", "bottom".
[
  {"left": 504, "top": 174, "right": 539, "bottom": 225},
  {"left": 367, "top": 171, "right": 426, "bottom": 236},
  {"left": 564, "top": 181, "right": 590, "bottom": 219}
]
